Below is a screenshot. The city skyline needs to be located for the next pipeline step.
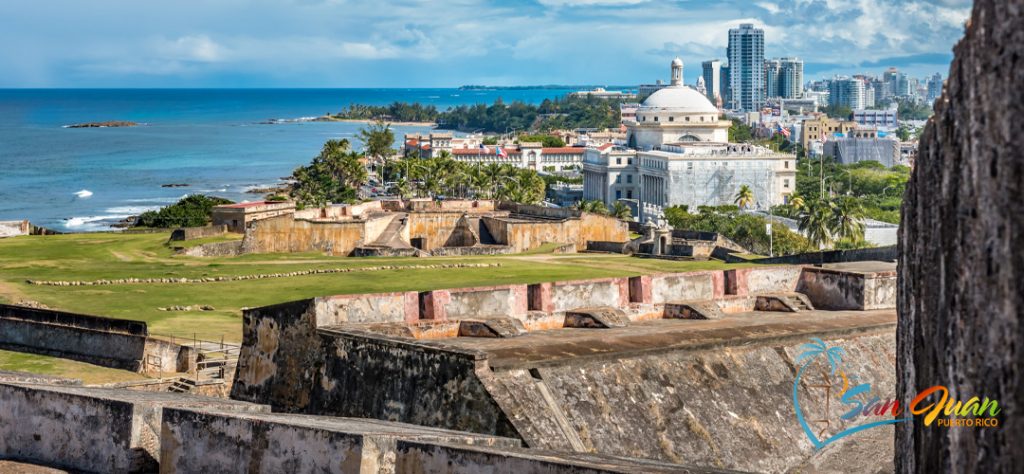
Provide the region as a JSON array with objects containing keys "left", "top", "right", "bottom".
[{"left": 0, "top": 0, "right": 970, "bottom": 88}]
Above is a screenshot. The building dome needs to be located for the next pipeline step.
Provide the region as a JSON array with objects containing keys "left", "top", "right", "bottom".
[
  {"left": 640, "top": 86, "right": 719, "bottom": 114},
  {"left": 671, "top": 57, "right": 683, "bottom": 67}
]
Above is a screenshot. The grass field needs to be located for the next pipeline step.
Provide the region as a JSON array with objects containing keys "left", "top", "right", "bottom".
[{"left": 0, "top": 231, "right": 747, "bottom": 380}]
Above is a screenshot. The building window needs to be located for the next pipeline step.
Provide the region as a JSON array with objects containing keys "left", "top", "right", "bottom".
[
  {"left": 687, "top": 162, "right": 693, "bottom": 170},
  {"left": 654, "top": 116, "right": 659, "bottom": 122},
  {"left": 685, "top": 116, "right": 690, "bottom": 122},
  {"left": 627, "top": 190, "right": 633, "bottom": 199},
  {"left": 669, "top": 116, "right": 674, "bottom": 122},
  {"left": 616, "top": 158, "right": 622, "bottom": 165},
  {"left": 626, "top": 174, "right": 632, "bottom": 183},
  {"left": 615, "top": 175, "right": 621, "bottom": 184},
  {"left": 784, "top": 161, "right": 789, "bottom": 169},
  {"left": 616, "top": 190, "right": 622, "bottom": 199},
  {"left": 784, "top": 179, "right": 790, "bottom": 188},
  {"left": 627, "top": 158, "right": 633, "bottom": 165}
]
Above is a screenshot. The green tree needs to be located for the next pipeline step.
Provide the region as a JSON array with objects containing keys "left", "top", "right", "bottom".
[
  {"left": 518, "top": 134, "right": 566, "bottom": 147},
  {"left": 734, "top": 184, "right": 755, "bottom": 210},
  {"left": 358, "top": 120, "right": 395, "bottom": 169},
  {"left": 574, "top": 200, "right": 609, "bottom": 215},
  {"left": 289, "top": 139, "right": 368, "bottom": 208},
  {"left": 799, "top": 199, "right": 835, "bottom": 249},
  {"left": 610, "top": 202, "right": 634, "bottom": 221},
  {"left": 135, "top": 195, "right": 233, "bottom": 228},
  {"left": 728, "top": 120, "right": 754, "bottom": 142},
  {"left": 829, "top": 197, "right": 866, "bottom": 243}
]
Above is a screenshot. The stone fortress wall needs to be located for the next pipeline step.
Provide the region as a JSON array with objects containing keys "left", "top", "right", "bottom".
[
  {"left": 235, "top": 199, "right": 629, "bottom": 257},
  {"left": 231, "top": 262, "right": 899, "bottom": 473},
  {"left": 0, "top": 304, "right": 195, "bottom": 374}
]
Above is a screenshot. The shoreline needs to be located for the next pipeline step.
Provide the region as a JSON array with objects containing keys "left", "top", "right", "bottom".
[{"left": 313, "top": 116, "right": 437, "bottom": 127}]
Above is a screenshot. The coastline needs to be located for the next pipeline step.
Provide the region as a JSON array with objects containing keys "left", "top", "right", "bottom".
[{"left": 313, "top": 116, "right": 437, "bottom": 127}]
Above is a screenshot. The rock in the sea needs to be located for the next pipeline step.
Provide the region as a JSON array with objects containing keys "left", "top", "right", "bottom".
[{"left": 66, "top": 121, "right": 138, "bottom": 128}]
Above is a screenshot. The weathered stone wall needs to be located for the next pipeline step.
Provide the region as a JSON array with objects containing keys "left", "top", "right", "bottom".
[
  {"left": 159, "top": 407, "right": 520, "bottom": 474},
  {"left": 796, "top": 268, "right": 896, "bottom": 311},
  {"left": 0, "top": 383, "right": 267, "bottom": 473},
  {"left": 231, "top": 299, "right": 327, "bottom": 411},
  {"left": 546, "top": 278, "right": 629, "bottom": 313},
  {"left": 406, "top": 212, "right": 469, "bottom": 251},
  {"left": 422, "top": 285, "right": 529, "bottom": 321},
  {"left": 168, "top": 225, "right": 227, "bottom": 242},
  {"left": 241, "top": 215, "right": 366, "bottom": 256},
  {"left": 0, "top": 305, "right": 191, "bottom": 374},
  {"left": 394, "top": 440, "right": 696, "bottom": 474},
  {"left": 306, "top": 330, "right": 519, "bottom": 438},
  {"left": 489, "top": 330, "right": 897, "bottom": 473},
  {"left": 896, "top": 1, "right": 1024, "bottom": 472},
  {"left": 647, "top": 271, "right": 720, "bottom": 304},
  {"left": 482, "top": 214, "right": 628, "bottom": 253}
]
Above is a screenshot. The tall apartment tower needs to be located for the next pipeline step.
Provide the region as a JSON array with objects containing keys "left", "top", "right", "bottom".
[
  {"left": 701, "top": 59, "right": 722, "bottom": 103},
  {"left": 777, "top": 57, "right": 804, "bottom": 99},
  {"left": 764, "top": 59, "right": 781, "bottom": 99},
  {"left": 829, "top": 76, "right": 866, "bottom": 111},
  {"left": 727, "top": 23, "right": 765, "bottom": 111}
]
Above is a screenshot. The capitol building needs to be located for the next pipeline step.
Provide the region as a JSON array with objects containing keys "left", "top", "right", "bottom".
[{"left": 583, "top": 58, "right": 796, "bottom": 222}]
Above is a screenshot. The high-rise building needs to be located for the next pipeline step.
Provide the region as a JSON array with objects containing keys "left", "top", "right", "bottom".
[
  {"left": 881, "top": 68, "right": 899, "bottom": 102},
  {"left": 701, "top": 59, "right": 722, "bottom": 103},
  {"left": 720, "top": 64, "right": 731, "bottom": 107},
  {"left": 777, "top": 57, "right": 803, "bottom": 99},
  {"left": 927, "top": 73, "right": 944, "bottom": 101},
  {"left": 764, "top": 59, "right": 781, "bottom": 99},
  {"left": 727, "top": 23, "right": 765, "bottom": 111},
  {"left": 828, "top": 76, "right": 865, "bottom": 111}
]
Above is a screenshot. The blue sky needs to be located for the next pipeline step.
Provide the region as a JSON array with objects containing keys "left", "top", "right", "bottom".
[{"left": 0, "top": 0, "right": 971, "bottom": 88}]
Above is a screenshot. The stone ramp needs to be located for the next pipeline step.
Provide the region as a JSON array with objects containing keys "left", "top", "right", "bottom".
[{"left": 367, "top": 213, "right": 412, "bottom": 249}]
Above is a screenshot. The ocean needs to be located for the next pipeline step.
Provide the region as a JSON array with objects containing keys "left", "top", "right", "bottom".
[{"left": 0, "top": 88, "right": 575, "bottom": 231}]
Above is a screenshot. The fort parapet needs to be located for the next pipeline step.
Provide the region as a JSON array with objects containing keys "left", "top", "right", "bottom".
[{"left": 231, "top": 262, "right": 898, "bottom": 472}]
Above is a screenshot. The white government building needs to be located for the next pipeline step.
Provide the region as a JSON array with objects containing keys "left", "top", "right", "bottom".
[{"left": 583, "top": 58, "right": 796, "bottom": 221}]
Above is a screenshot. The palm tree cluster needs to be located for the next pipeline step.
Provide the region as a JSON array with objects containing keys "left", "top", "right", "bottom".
[
  {"left": 390, "top": 152, "right": 546, "bottom": 205},
  {"left": 796, "top": 196, "right": 867, "bottom": 249},
  {"left": 289, "top": 139, "right": 368, "bottom": 208},
  {"left": 573, "top": 200, "right": 633, "bottom": 220}
]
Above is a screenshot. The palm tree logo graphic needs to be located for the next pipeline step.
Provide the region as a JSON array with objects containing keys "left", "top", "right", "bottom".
[{"left": 792, "top": 338, "right": 910, "bottom": 449}]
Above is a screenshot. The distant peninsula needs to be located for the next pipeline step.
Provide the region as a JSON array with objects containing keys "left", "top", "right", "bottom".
[
  {"left": 65, "top": 121, "right": 138, "bottom": 128},
  {"left": 458, "top": 85, "right": 634, "bottom": 91}
]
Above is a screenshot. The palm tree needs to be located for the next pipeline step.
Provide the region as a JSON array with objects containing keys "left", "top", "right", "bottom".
[
  {"left": 610, "top": 202, "right": 634, "bottom": 221},
  {"left": 789, "top": 194, "right": 806, "bottom": 213},
  {"left": 734, "top": 184, "right": 755, "bottom": 210},
  {"left": 574, "top": 200, "right": 609, "bottom": 215},
  {"left": 829, "top": 197, "right": 866, "bottom": 243},
  {"left": 799, "top": 199, "right": 834, "bottom": 249}
]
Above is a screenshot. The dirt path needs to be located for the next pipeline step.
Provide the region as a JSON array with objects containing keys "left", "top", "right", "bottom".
[{"left": 0, "top": 280, "right": 30, "bottom": 304}]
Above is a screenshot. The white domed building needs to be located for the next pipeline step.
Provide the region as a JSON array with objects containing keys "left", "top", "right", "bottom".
[
  {"left": 627, "top": 58, "right": 731, "bottom": 149},
  {"left": 583, "top": 58, "right": 797, "bottom": 222}
]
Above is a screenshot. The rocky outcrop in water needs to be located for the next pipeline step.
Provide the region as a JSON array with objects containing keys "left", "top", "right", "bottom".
[
  {"left": 66, "top": 121, "right": 138, "bottom": 128},
  {"left": 897, "top": 1, "right": 1023, "bottom": 472}
]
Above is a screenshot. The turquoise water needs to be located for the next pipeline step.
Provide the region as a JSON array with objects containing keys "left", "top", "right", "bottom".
[{"left": 0, "top": 88, "right": 574, "bottom": 231}]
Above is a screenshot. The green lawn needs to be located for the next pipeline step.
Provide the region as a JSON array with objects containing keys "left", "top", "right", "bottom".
[
  {"left": 0, "top": 349, "right": 149, "bottom": 385},
  {"left": 0, "top": 232, "right": 749, "bottom": 380}
]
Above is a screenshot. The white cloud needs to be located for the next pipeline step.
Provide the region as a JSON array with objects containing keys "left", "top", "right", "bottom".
[{"left": 157, "top": 35, "right": 223, "bottom": 62}]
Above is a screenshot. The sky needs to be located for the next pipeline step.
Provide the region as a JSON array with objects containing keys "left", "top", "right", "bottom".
[{"left": 0, "top": 0, "right": 972, "bottom": 88}]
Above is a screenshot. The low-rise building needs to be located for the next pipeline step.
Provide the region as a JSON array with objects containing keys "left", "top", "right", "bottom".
[
  {"left": 212, "top": 201, "right": 296, "bottom": 233},
  {"left": 824, "top": 132, "right": 900, "bottom": 167},
  {"left": 852, "top": 108, "right": 899, "bottom": 129},
  {"left": 801, "top": 116, "right": 858, "bottom": 151},
  {"left": 450, "top": 144, "right": 585, "bottom": 171}
]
